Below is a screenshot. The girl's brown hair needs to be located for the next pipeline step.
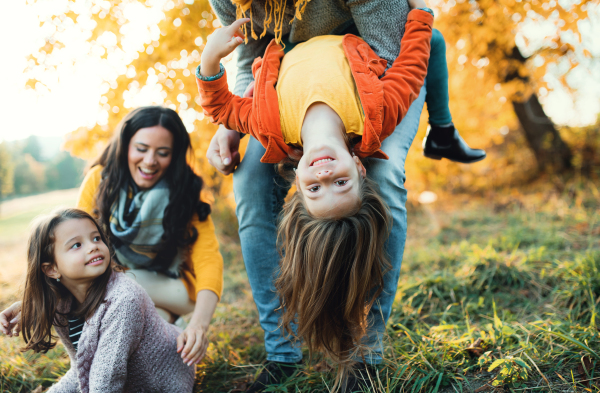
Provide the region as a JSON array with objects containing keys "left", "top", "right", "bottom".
[
  {"left": 276, "top": 177, "right": 391, "bottom": 381},
  {"left": 20, "top": 208, "right": 118, "bottom": 353}
]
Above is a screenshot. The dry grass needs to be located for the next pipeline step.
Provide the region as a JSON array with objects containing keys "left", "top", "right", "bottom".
[{"left": 2, "top": 181, "right": 600, "bottom": 392}]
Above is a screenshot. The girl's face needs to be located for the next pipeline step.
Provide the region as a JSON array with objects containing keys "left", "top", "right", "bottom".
[
  {"left": 127, "top": 125, "right": 174, "bottom": 190},
  {"left": 45, "top": 218, "right": 110, "bottom": 285},
  {"left": 295, "top": 145, "right": 366, "bottom": 218}
]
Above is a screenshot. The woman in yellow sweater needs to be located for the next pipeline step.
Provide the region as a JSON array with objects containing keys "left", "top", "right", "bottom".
[{"left": 78, "top": 106, "right": 223, "bottom": 366}]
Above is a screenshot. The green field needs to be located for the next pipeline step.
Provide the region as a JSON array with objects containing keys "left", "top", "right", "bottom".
[
  {"left": 1, "top": 184, "right": 600, "bottom": 392},
  {"left": 0, "top": 190, "right": 79, "bottom": 243}
]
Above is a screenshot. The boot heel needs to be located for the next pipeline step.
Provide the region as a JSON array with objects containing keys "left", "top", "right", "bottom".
[{"left": 424, "top": 153, "right": 442, "bottom": 160}]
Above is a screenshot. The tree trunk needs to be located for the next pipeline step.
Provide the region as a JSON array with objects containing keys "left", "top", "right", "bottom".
[
  {"left": 505, "top": 46, "right": 573, "bottom": 172},
  {"left": 512, "top": 94, "right": 573, "bottom": 172}
]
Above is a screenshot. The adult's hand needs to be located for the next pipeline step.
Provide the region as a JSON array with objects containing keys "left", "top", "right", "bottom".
[
  {"left": 0, "top": 301, "right": 22, "bottom": 337},
  {"left": 243, "top": 80, "right": 255, "bottom": 98},
  {"left": 176, "top": 290, "right": 218, "bottom": 365},
  {"left": 177, "top": 322, "right": 209, "bottom": 366},
  {"left": 408, "top": 0, "right": 428, "bottom": 9},
  {"left": 206, "top": 125, "right": 241, "bottom": 175}
]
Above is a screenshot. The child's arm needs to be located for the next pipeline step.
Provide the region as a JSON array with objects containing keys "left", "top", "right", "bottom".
[
  {"left": 379, "top": 4, "right": 434, "bottom": 141},
  {"left": 86, "top": 293, "right": 146, "bottom": 392},
  {"left": 196, "top": 18, "right": 262, "bottom": 138},
  {"left": 47, "top": 369, "right": 80, "bottom": 393}
]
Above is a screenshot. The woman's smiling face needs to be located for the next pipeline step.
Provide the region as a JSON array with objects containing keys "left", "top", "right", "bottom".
[{"left": 127, "top": 125, "right": 174, "bottom": 190}]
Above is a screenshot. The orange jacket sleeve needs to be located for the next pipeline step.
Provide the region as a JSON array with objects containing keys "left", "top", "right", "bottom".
[
  {"left": 196, "top": 69, "right": 259, "bottom": 137},
  {"left": 195, "top": 41, "right": 284, "bottom": 148},
  {"left": 379, "top": 9, "right": 433, "bottom": 140}
]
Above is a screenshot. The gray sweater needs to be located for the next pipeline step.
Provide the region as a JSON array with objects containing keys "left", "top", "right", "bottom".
[
  {"left": 48, "top": 273, "right": 195, "bottom": 393},
  {"left": 209, "top": 0, "right": 410, "bottom": 96}
]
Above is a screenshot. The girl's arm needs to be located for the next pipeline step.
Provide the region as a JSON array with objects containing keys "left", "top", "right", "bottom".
[
  {"left": 208, "top": 0, "right": 269, "bottom": 97},
  {"left": 196, "top": 18, "right": 262, "bottom": 137},
  {"left": 87, "top": 294, "right": 145, "bottom": 392},
  {"left": 47, "top": 368, "right": 80, "bottom": 393},
  {"left": 379, "top": 7, "right": 433, "bottom": 141}
]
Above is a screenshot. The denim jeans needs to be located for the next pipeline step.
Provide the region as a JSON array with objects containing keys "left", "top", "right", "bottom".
[{"left": 233, "top": 86, "right": 426, "bottom": 364}]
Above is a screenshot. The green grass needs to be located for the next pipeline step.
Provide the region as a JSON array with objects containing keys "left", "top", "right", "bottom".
[
  {"left": 2, "top": 186, "right": 600, "bottom": 392},
  {"left": 0, "top": 189, "right": 78, "bottom": 243}
]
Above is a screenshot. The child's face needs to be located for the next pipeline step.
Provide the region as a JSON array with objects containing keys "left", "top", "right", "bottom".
[
  {"left": 46, "top": 218, "right": 110, "bottom": 285},
  {"left": 128, "top": 126, "right": 173, "bottom": 190},
  {"left": 296, "top": 144, "right": 366, "bottom": 218}
]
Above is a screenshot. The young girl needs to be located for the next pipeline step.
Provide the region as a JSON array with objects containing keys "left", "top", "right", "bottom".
[
  {"left": 195, "top": 0, "right": 432, "bottom": 383},
  {"left": 3, "top": 208, "right": 195, "bottom": 392}
]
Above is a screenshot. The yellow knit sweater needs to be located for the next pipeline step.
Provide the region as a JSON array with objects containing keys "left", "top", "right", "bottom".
[{"left": 76, "top": 165, "right": 223, "bottom": 301}]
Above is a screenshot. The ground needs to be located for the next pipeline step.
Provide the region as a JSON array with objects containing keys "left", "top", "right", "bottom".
[{"left": 1, "top": 181, "right": 599, "bottom": 392}]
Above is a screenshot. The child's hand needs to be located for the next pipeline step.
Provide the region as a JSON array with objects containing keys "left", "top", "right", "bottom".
[
  {"left": 408, "top": 0, "right": 428, "bottom": 9},
  {"left": 0, "top": 301, "right": 22, "bottom": 337},
  {"left": 176, "top": 322, "right": 209, "bottom": 366},
  {"left": 200, "top": 18, "right": 250, "bottom": 77}
]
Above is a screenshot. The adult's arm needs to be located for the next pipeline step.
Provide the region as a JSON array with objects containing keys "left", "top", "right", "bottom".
[
  {"left": 174, "top": 214, "right": 222, "bottom": 365},
  {"left": 380, "top": 10, "right": 433, "bottom": 140},
  {"left": 76, "top": 165, "right": 103, "bottom": 216},
  {"left": 189, "top": 214, "right": 223, "bottom": 300}
]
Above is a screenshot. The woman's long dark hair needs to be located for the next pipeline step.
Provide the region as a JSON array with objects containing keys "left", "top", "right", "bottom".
[
  {"left": 21, "top": 208, "right": 119, "bottom": 353},
  {"left": 90, "top": 106, "right": 210, "bottom": 273}
]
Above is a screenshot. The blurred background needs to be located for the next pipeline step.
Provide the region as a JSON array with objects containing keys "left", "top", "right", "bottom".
[
  {"left": 0, "top": 0, "right": 598, "bottom": 204},
  {"left": 0, "top": 0, "right": 599, "bottom": 390}
]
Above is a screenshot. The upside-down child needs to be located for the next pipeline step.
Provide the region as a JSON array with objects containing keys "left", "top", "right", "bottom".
[
  {"left": 195, "top": 0, "right": 431, "bottom": 380},
  {"left": 0, "top": 209, "right": 194, "bottom": 392}
]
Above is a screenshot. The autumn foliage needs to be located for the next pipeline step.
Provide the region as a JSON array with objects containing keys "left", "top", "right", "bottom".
[{"left": 25, "top": 0, "right": 599, "bottom": 200}]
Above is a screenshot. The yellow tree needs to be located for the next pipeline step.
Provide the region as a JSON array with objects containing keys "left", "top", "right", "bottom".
[
  {"left": 26, "top": 0, "right": 235, "bottom": 201},
  {"left": 432, "top": 0, "right": 594, "bottom": 173}
]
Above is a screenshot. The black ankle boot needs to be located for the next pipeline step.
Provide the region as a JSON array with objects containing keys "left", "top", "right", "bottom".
[
  {"left": 342, "top": 363, "right": 377, "bottom": 393},
  {"left": 245, "top": 360, "right": 302, "bottom": 393},
  {"left": 423, "top": 124, "right": 486, "bottom": 164}
]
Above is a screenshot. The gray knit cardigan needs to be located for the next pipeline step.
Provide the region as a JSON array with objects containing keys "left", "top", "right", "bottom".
[
  {"left": 209, "top": 0, "right": 411, "bottom": 96},
  {"left": 48, "top": 272, "right": 195, "bottom": 393}
]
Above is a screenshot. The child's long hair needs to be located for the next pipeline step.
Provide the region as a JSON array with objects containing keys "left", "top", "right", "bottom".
[
  {"left": 20, "top": 208, "right": 118, "bottom": 353},
  {"left": 276, "top": 176, "right": 391, "bottom": 377}
]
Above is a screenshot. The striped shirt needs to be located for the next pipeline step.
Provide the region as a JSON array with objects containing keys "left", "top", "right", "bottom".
[{"left": 68, "top": 316, "right": 85, "bottom": 351}]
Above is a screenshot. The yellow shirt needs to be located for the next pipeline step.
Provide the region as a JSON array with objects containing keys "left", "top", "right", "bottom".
[
  {"left": 276, "top": 35, "right": 365, "bottom": 146},
  {"left": 76, "top": 165, "right": 223, "bottom": 302}
]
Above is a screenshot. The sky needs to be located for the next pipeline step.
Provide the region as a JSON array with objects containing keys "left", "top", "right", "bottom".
[{"left": 0, "top": 0, "right": 598, "bottom": 142}]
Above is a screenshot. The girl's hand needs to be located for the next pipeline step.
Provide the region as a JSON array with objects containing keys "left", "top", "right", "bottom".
[
  {"left": 200, "top": 18, "right": 250, "bottom": 77},
  {"left": 176, "top": 322, "right": 209, "bottom": 366},
  {"left": 0, "top": 301, "right": 22, "bottom": 337},
  {"left": 408, "top": 0, "right": 428, "bottom": 9}
]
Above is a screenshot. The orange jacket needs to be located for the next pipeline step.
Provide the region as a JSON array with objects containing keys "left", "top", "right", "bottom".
[{"left": 197, "top": 9, "right": 433, "bottom": 164}]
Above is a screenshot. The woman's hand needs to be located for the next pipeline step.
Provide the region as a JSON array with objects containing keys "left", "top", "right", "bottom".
[
  {"left": 177, "top": 322, "right": 209, "bottom": 366},
  {"left": 175, "top": 289, "right": 218, "bottom": 365},
  {"left": 200, "top": 18, "right": 250, "bottom": 78},
  {"left": 0, "top": 301, "right": 22, "bottom": 337},
  {"left": 408, "top": 0, "right": 428, "bottom": 9}
]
